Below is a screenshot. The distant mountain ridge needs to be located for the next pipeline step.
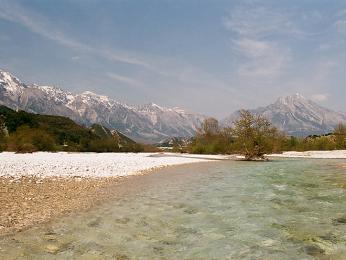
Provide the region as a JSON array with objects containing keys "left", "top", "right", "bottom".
[
  {"left": 223, "top": 93, "right": 346, "bottom": 136},
  {"left": 2, "top": 69, "right": 346, "bottom": 140},
  {"left": 0, "top": 69, "right": 206, "bottom": 143}
]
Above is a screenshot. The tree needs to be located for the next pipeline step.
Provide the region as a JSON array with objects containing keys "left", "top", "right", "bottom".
[
  {"left": 334, "top": 123, "right": 346, "bottom": 149},
  {"left": 190, "top": 118, "right": 227, "bottom": 154},
  {"left": 198, "top": 117, "right": 220, "bottom": 137},
  {"left": 0, "top": 115, "right": 7, "bottom": 151},
  {"left": 231, "top": 110, "right": 280, "bottom": 160}
]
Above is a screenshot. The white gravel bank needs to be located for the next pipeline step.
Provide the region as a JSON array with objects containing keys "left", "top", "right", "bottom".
[
  {"left": 269, "top": 150, "right": 346, "bottom": 159},
  {"left": 0, "top": 152, "right": 218, "bottom": 178}
]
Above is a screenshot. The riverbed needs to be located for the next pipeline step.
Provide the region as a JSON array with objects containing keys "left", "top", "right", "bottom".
[{"left": 1, "top": 159, "right": 346, "bottom": 259}]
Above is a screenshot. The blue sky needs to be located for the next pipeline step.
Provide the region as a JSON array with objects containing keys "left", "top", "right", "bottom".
[{"left": 1, "top": 0, "right": 346, "bottom": 117}]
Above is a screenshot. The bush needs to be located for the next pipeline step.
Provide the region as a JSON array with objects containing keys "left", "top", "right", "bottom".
[
  {"left": 88, "top": 138, "right": 120, "bottom": 152},
  {"left": 7, "top": 125, "right": 56, "bottom": 153}
]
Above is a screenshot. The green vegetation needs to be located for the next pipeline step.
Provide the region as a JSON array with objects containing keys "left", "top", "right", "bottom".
[
  {"left": 189, "top": 110, "right": 346, "bottom": 159},
  {"left": 230, "top": 110, "right": 284, "bottom": 160},
  {"left": 0, "top": 105, "right": 146, "bottom": 153},
  {"left": 0, "top": 114, "right": 7, "bottom": 152}
]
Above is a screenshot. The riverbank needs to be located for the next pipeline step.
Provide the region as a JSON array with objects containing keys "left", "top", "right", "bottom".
[
  {"left": 0, "top": 176, "right": 120, "bottom": 235},
  {"left": 0, "top": 152, "right": 218, "bottom": 236},
  {"left": 0, "top": 152, "right": 219, "bottom": 178},
  {"left": 1, "top": 150, "right": 345, "bottom": 236},
  {"left": 1, "top": 159, "right": 346, "bottom": 259},
  {"left": 270, "top": 150, "right": 346, "bottom": 159}
]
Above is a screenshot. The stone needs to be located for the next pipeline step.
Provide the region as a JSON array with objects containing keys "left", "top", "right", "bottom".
[
  {"left": 334, "top": 216, "right": 346, "bottom": 224},
  {"left": 304, "top": 245, "right": 325, "bottom": 256},
  {"left": 45, "top": 244, "right": 60, "bottom": 254}
]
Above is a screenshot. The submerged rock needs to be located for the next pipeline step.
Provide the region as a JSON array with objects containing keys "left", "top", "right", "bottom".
[
  {"left": 87, "top": 217, "right": 102, "bottom": 227},
  {"left": 183, "top": 207, "right": 199, "bottom": 214},
  {"left": 304, "top": 245, "right": 325, "bottom": 256},
  {"left": 115, "top": 217, "right": 130, "bottom": 224},
  {"left": 333, "top": 216, "right": 346, "bottom": 224}
]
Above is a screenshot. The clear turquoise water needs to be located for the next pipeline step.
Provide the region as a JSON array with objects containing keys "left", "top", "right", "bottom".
[{"left": 1, "top": 159, "right": 346, "bottom": 259}]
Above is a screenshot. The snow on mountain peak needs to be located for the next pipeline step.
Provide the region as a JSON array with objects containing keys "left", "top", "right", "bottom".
[
  {"left": 276, "top": 93, "right": 307, "bottom": 106},
  {"left": 151, "top": 103, "right": 163, "bottom": 109},
  {"left": 224, "top": 93, "right": 346, "bottom": 136},
  {"left": 80, "top": 91, "right": 113, "bottom": 104},
  {"left": 32, "top": 85, "right": 75, "bottom": 104},
  {"left": 0, "top": 69, "right": 206, "bottom": 142},
  {"left": 0, "top": 69, "right": 25, "bottom": 94}
]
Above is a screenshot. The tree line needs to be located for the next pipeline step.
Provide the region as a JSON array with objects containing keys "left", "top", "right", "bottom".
[{"left": 188, "top": 110, "right": 346, "bottom": 160}]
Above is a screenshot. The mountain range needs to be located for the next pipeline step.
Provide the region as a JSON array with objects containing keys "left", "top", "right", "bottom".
[
  {"left": 0, "top": 69, "right": 206, "bottom": 143},
  {"left": 223, "top": 93, "right": 346, "bottom": 136},
  {"left": 1, "top": 69, "right": 346, "bottom": 141}
]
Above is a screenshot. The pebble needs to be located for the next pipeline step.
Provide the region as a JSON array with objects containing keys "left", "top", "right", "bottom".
[{"left": 45, "top": 244, "right": 60, "bottom": 254}]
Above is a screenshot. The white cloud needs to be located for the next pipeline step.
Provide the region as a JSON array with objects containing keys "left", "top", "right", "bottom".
[
  {"left": 230, "top": 37, "right": 289, "bottom": 78},
  {"left": 233, "top": 38, "right": 289, "bottom": 78},
  {"left": 224, "top": 6, "right": 298, "bottom": 38},
  {"left": 224, "top": 5, "right": 293, "bottom": 80},
  {"left": 0, "top": 0, "right": 152, "bottom": 68},
  {"left": 232, "top": 38, "right": 272, "bottom": 58},
  {"left": 0, "top": 0, "right": 230, "bottom": 92},
  {"left": 107, "top": 73, "right": 145, "bottom": 88}
]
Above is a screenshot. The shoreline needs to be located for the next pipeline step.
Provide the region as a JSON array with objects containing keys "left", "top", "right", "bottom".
[
  {"left": 0, "top": 176, "right": 123, "bottom": 236},
  {"left": 0, "top": 152, "right": 220, "bottom": 179},
  {"left": 1, "top": 150, "right": 345, "bottom": 236},
  {"left": 0, "top": 152, "right": 218, "bottom": 236},
  {"left": 269, "top": 150, "right": 346, "bottom": 159}
]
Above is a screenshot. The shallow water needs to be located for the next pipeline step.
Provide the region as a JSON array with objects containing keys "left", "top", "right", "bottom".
[{"left": 1, "top": 159, "right": 346, "bottom": 259}]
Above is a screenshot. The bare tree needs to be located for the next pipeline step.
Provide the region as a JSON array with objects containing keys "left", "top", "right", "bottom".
[
  {"left": 334, "top": 123, "right": 346, "bottom": 149},
  {"left": 199, "top": 117, "right": 219, "bottom": 137},
  {"left": 231, "top": 110, "right": 279, "bottom": 160}
]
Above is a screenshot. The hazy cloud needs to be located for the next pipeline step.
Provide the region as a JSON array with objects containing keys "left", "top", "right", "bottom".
[
  {"left": 232, "top": 38, "right": 289, "bottom": 78},
  {"left": 0, "top": 0, "right": 152, "bottom": 68},
  {"left": 107, "top": 73, "right": 145, "bottom": 88}
]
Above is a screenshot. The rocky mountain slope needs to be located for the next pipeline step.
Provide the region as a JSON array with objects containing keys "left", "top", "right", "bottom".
[
  {"left": 223, "top": 93, "right": 346, "bottom": 136},
  {"left": 0, "top": 69, "right": 206, "bottom": 143}
]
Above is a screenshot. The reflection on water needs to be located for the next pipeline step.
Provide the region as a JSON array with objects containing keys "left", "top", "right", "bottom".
[{"left": 1, "top": 159, "right": 346, "bottom": 259}]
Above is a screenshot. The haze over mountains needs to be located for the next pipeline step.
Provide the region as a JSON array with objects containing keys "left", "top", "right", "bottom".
[{"left": 1, "top": 69, "right": 346, "bottom": 142}]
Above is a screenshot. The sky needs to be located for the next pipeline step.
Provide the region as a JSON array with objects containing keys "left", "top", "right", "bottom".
[{"left": 0, "top": 0, "right": 346, "bottom": 118}]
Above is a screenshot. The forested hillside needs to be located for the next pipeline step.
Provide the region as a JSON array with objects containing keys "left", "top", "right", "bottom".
[{"left": 0, "top": 105, "right": 143, "bottom": 153}]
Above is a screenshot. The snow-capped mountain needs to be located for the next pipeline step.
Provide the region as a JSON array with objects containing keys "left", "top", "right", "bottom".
[
  {"left": 0, "top": 69, "right": 206, "bottom": 143},
  {"left": 223, "top": 93, "right": 346, "bottom": 136},
  {"left": 3, "top": 69, "right": 345, "bottom": 140}
]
